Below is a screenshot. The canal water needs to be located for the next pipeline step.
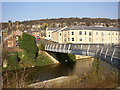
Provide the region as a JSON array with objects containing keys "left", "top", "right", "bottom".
[{"left": 2, "top": 57, "right": 119, "bottom": 88}]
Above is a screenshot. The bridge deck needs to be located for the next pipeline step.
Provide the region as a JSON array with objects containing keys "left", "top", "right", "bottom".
[{"left": 45, "top": 44, "right": 120, "bottom": 68}]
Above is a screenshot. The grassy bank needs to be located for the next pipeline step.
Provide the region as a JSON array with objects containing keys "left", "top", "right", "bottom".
[{"left": 3, "top": 51, "right": 54, "bottom": 71}]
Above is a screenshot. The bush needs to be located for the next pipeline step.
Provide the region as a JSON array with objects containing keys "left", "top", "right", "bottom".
[
  {"left": 67, "top": 42, "right": 73, "bottom": 44},
  {"left": 68, "top": 54, "right": 76, "bottom": 62},
  {"left": 38, "top": 44, "right": 45, "bottom": 51},
  {"left": 19, "top": 33, "right": 38, "bottom": 59},
  {"left": 7, "top": 52, "right": 20, "bottom": 69},
  {"left": 8, "top": 52, "right": 20, "bottom": 63},
  {"left": 56, "top": 53, "right": 76, "bottom": 63}
]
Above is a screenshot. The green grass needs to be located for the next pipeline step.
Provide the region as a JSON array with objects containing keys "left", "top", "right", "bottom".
[
  {"left": 18, "top": 51, "right": 54, "bottom": 68},
  {"left": 3, "top": 51, "right": 54, "bottom": 71},
  {"left": 34, "top": 52, "right": 54, "bottom": 66}
]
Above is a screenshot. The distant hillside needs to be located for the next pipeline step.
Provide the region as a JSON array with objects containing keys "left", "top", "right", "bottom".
[
  {"left": 1, "top": 17, "right": 118, "bottom": 30},
  {"left": 21, "top": 17, "right": 117, "bottom": 25}
]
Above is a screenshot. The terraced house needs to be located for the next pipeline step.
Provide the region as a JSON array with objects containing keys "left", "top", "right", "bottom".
[{"left": 46, "top": 26, "right": 119, "bottom": 44}]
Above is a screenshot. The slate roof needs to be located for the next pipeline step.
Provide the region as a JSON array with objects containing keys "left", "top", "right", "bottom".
[
  {"left": 47, "top": 28, "right": 59, "bottom": 31},
  {"left": 62, "top": 26, "right": 119, "bottom": 31}
]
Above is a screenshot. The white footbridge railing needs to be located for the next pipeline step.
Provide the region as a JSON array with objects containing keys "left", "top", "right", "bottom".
[{"left": 45, "top": 44, "right": 120, "bottom": 64}]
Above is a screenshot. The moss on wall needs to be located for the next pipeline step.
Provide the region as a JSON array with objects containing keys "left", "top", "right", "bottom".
[
  {"left": 47, "top": 51, "right": 76, "bottom": 63},
  {"left": 56, "top": 53, "right": 76, "bottom": 63}
]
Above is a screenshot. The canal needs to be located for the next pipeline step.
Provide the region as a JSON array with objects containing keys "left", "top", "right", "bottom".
[{"left": 2, "top": 57, "right": 120, "bottom": 88}]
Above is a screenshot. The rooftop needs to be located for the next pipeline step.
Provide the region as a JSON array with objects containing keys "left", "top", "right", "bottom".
[
  {"left": 47, "top": 28, "right": 59, "bottom": 31},
  {"left": 62, "top": 26, "right": 119, "bottom": 31}
]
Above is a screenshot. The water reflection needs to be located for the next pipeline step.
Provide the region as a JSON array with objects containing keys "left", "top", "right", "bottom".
[
  {"left": 3, "top": 57, "right": 119, "bottom": 88},
  {"left": 4, "top": 58, "right": 117, "bottom": 83},
  {"left": 4, "top": 58, "right": 94, "bottom": 83}
]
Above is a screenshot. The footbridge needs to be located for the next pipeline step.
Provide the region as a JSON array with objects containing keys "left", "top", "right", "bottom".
[{"left": 45, "top": 44, "right": 120, "bottom": 68}]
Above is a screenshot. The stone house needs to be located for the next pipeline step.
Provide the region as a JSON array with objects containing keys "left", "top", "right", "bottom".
[{"left": 3, "top": 30, "right": 23, "bottom": 51}]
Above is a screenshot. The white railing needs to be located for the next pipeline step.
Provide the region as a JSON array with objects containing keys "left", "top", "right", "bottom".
[{"left": 45, "top": 44, "right": 120, "bottom": 61}]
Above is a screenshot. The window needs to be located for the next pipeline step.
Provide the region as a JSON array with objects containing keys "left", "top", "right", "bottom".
[
  {"left": 96, "top": 32, "right": 98, "bottom": 35},
  {"left": 102, "top": 38, "right": 104, "bottom": 41},
  {"left": 64, "top": 38, "right": 66, "bottom": 42},
  {"left": 102, "top": 32, "right": 104, "bottom": 36},
  {"left": 79, "top": 31, "right": 82, "bottom": 35},
  {"left": 72, "top": 38, "right": 74, "bottom": 41},
  {"left": 68, "top": 38, "right": 70, "bottom": 41},
  {"left": 72, "top": 32, "right": 74, "bottom": 35},
  {"left": 89, "top": 32, "right": 92, "bottom": 36},
  {"left": 85, "top": 31, "right": 87, "bottom": 35},
  {"left": 64, "top": 32, "right": 66, "bottom": 37},
  {"left": 112, "top": 32, "right": 114, "bottom": 35},
  {"left": 64, "top": 32, "right": 66, "bottom": 35},
  {"left": 116, "top": 33, "right": 118, "bottom": 35},
  {"left": 89, "top": 37, "right": 92, "bottom": 42},
  {"left": 68, "top": 32, "right": 70, "bottom": 35},
  {"left": 16, "top": 37, "right": 18, "bottom": 40},
  {"left": 80, "top": 38, "right": 82, "bottom": 41},
  {"left": 60, "top": 33, "right": 61, "bottom": 36}
]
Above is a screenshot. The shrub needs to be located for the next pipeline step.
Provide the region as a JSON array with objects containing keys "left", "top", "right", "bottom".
[
  {"left": 8, "top": 52, "right": 20, "bottom": 63},
  {"left": 56, "top": 53, "right": 76, "bottom": 63},
  {"left": 68, "top": 54, "right": 76, "bottom": 62},
  {"left": 38, "top": 44, "right": 45, "bottom": 51},
  {"left": 7, "top": 52, "right": 20, "bottom": 69},
  {"left": 19, "top": 33, "right": 38, "bottom": 59}
]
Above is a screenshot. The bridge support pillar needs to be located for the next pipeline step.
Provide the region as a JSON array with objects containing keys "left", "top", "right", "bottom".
[
  {"left": 100, "top": 46, "right": 104, "bottom": 57},
  {"left": 111, "top": 47, "right": 116, "bottom": 62},
  {"left": 80, "top": 44, "right": 82, "bottom": 49},
  {"left": 50, "top": 44, "right": 52, "bottom": 51},
  {"left": 68, "top": 44, "right": 71, "bottom": 53},
  {"left": 59, "top": 44, "right": 62, "bottom": 52},
  {"left": 52, "top": 44, "right": 55, "bottom": 51},
  {"left": 63, "top": 44, "right": 66, "bottom": 53},
  {"left": 95, "top": 45, "right": 100, "bottom": 56},
  {"left": 47, "top": 44, "right": 49, "bottom": 50},
  {"left": 87, "top": 45, "right": 90, "bottom": 56},
  {"left": 105, "top": 47, "right": 109, "bottom": 59},
  {"left": 56, "top": 44, "right": 58, "bottom": 52}
]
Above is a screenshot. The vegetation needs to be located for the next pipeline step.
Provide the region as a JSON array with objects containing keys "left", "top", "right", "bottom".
[
  {"left": 3, "top": 67, "right": 29, "bottom": 88},
  {"left": 56, "top": 53, "right": 76, "bottom": 63},
  {"left": 34, "top": 52, "right": 54, "bottom": 66},
  {"left": 68, "top": 54, "right": 76, "bottom": 62},
  {"left": 105, "top": 23, "right": 109, "bottom": 27},
  {"left": 6, "top": 52, "right": 21, "bottom": 70},
  {"left": 86, "top": 21, "right": 92, "bottom": 26},
  {"left": 2, "top": 52, "right": 54, "bottom": 87},
  {"left": 3, "top": 51, "right": 54, "bottom": 71},
  {"left": 2, "top": 17, "right": 118, "bottom": 30},
  {"left": 30, "top": 58, "right": 119, "bottom": 88},
  {"left": 3, "top": 34, "right": 54, "bottom": 71},
  {"left": 38, "top": 43, "right": 45, "bottom": 51},
  {"left": 20, "top": 17, "right": 117, "bottom": 25},
  {"left": 67, "top": 42, "right": 73, "bottom": 44},
  {"left": 18, "top": 33, "right": 38, "bottom": 59}
]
